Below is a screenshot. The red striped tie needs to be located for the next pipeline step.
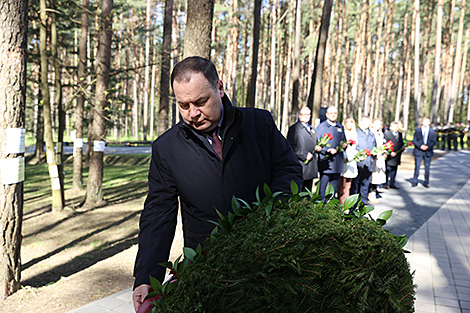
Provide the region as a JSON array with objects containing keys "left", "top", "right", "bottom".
[{"left": 208, "top": 127, "right": 222, "bottom": 160}]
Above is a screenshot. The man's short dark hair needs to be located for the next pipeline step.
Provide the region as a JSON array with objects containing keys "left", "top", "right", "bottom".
[{"left": 171, "top": 56, "right": 219, "bottom": 90}]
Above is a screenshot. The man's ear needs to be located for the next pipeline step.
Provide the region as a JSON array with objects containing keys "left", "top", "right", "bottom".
[{"left": 218, "top": 80, "right": 225, "bottom": 97}]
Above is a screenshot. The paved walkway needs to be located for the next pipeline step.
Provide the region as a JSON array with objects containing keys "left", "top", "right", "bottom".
[{"left": 68, "top": 150, "right": 470, "bottom": 313}]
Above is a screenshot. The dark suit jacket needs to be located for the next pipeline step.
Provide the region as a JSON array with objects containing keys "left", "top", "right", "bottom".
[
  {"left": 134, "top": 95, "right": 303, "bottom": 287},
  {"left": 412, "top": 127, "right": 437, "bottom": 157},
  {"left": 384, "top": 130, "right": 404, "bottom": 166},
  {"left": 356, "top": 128, "right": 376, "bottom": 171},
  {"left": 287, "top": 121, "right": 318, "bottom": 180},
  {"left": 315, "top": 120, "right": 347, "bottom": 174}
]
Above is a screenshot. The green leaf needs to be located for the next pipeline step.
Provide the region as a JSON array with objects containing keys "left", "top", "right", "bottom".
[
  {"left": 145, "top": 291, "right": 160, "bottom": 299},
  {"left": 263, "top": 183, "right": 272, "bottom": 197},
  {"left": 265, "top": 202, "right": 273, "bottom": 216},
  {"left": 290, "top": 180, "right": 299, "bottom": 195},
  {"left": 376, "top": 219, "right": 386, "bottom": 226},
  {"left": 227, "top": 212, "right": 235, "bottom": 225},
  {"left": 183, "top": 247, "right": 197, "bottom": 261},
  {"left": 196, "top": 244, "right": 202, "bottom": 255},
  {"left": 378, "top": 210, "right": 393, "bottom": 221},
  {"left": 149, "top": 275, "right": 162, "bottom": 294},
  {"left": 231, "top": 196, "right": 240, "bottom": 214},
  {"left": 344, "top": 194, "right": 359, "bottom": 211},
  {"left": 215, "top": 209, "right": 225, "bottom": 220},
  {"left": 325, "top": 184, "right": 334, "bottom": 198},
  {"left": 255, "top": 186, "right": 261, "bottom": 203},
  {"left": 159, "top": 261, "right": 173, "bottom": 270}
]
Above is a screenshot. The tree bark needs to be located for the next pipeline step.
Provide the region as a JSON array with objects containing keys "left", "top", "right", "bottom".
[
  {"left": 308, "top": 0, "right": 333, "bottom": 121},
  {"left": 40, "top": 0, "right": 64, "bottom": 211},
  {"left": 85, "top": 0, "right": 113, "bottom": 207},
  {"left": 431, "top": 0, "right": 443, "bottom": 123},
  {"left": 158, "top": 0, "right": 173, "bottom": 137},
  {"left": 245, "top": 0, "right": 262, "bottom": 108},
  {"left": 291, "top": 0, "right": 302, "bottom": 116},
  {"left": 446, "top": 0, "right": 466, "bottom": 123},
  {"left": 142, "top": 0, "right": 152, "bottom": 141},
  {"left": 73, "top": 0, "right": 89, "bottom": 190},
  {"left": 0, "top": 0, "right": 27, "bottom": 298},
  {"left": 51, "top": 0, "right": 66, "bottom": 209},
  {"left": 183, "top": 0, "right": 214, "bottom": 59},
  {"left": 413, "top": 0, "right": 421, "bottom": 126}
]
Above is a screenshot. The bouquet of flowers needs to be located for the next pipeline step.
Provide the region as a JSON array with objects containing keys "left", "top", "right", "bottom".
[
  {"left": 352, "top": 148, "right": 371, "bottom": 163},
  {"left": 318, "top": 132, "right": 333, "bottom": 148},
  {"left": 371, "top": 140, "right": 395, "bottom": 157},
  {"left": 336, "top": 139, "right": 356, "bottom": 153}
]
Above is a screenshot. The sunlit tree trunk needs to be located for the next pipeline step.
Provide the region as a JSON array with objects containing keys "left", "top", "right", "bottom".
[
  {"left": 269, "top": 0, "right": 277, "bottom": 116},
  {"left": 245, "top": 0, "right": 262, "bottom": 108},
  {"left": 446, "top": 0, "right": 466, "bottom": 124},
  {"left": 431, "top": 0, "right": 443, "bottom": 124},
  {"left": 158, "top": 0, "right": 173, "bottom": 137},
  {"left": 183, "top": 0, "right": 213, "bottom": 59},
  {"left": 413, "top": 0, "right": 421, "bottom": 126},
  {"left": 85, "top": 0, "right": 113, "bottom": 207},
  {"left": 73, "top": 0, "right": 89, "bottom": 190},
  {"left": 142, "top": 0, "right": 152, "bottom": 141},
  {"left": 0, "top": 0, "right": 27, "bottom": 298},
  {"left": 51, "top": 0, "right": 65, "bottom": 209},
  {"left": 308, "top": 0, "right": 333, "bottom": 121},
  {"left": 40, "top": 0, "right": 64, "bottom": 211},
  {"left": 291, "top": 0, "right": 302, "bottom": 118}
]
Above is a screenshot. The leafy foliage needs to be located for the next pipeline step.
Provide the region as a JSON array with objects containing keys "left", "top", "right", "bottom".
[{"left": 149, "top": 184, "right": 415, "bottom": 312}]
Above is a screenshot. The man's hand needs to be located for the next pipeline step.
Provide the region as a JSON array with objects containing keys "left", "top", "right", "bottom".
[
  {"left": 133, "top": 284, "right": 152, "bottom": 312},
  {"left": 420, "top": 145, "right": 428, "bottom": 151},
  {"left": 327, "top": 148, "right": 337, "bottom": 155},
  {"left": 341, "top": 142, "right": 348, "bottom": 149},
  {"left": 306, "top": 152, "right": 314, "bottom": 161},
  {"left": 391, "top": 152, "right": 397, "bottom": 157},
  {"left": 315, "top": 145, "right": 322, "bottom": 152}
]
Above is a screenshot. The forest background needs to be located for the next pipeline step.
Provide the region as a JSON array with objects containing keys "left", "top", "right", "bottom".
[{"left": 1, "top": 0, "right": 470, "bottom": 303}]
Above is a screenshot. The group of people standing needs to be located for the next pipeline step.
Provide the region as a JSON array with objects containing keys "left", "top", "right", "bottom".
[{"left": 287, "top": 106, "right": 406, "bottom": 206}]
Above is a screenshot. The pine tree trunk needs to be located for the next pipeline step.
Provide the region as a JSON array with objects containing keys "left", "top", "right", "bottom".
[
  {"left": 85, "top": 0, "right": 113, "bottom": 207},
  {"left": 446, "top": 0, "right": 466, "bottom": 123},
  {"left": 40, "top": 0, "right": 64, "bottom": 211},
  {"left": 158, "top": 0, "right": 173, "bottom": 137},
  {"left": 183, "top": 0, "right": 213, "bottom": 59},
  {"left": 0, "top": 0, "right": 27, "bottom": 298},
  {"left": 291, "top": 0, "right": 302, "bottom": 116},
  {"left": 413, "top": 0, "right": 421, "bottom": 126},
  {"left": 269, "top": 0, "right": 277, "bottom": 116},
  {"left": 431, "top": 0, "right": 443, "bottom": 123},
  {"left": 245, "top": 0, "right": 262, "bottom": 108},
  {"left": 51, "top": 0, "right": 65, "bottom": 209},
  {"left": 308, "top": 0, "right": 333, "bottom": 121},
  {"left": 142, "top": 0, "right": 151, "bottom": 141}
]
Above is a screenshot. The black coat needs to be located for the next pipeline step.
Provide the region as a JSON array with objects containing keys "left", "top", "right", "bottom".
[
  {"left": 287, "top": 121, "right": 318, "bottom": 180},
  {"left": 315, "top": 120, "right": 347, "bottom": 174},
  {"left": 134, "top": 95, "right": 303, "bottom": 287},
  {"left": 384, "top": 130, "right": 404, "bottom": 166}
]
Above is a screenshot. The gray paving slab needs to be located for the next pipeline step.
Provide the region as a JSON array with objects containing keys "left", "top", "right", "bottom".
[{"left": 68, "top": 150, "right": 470, "bottom": 313}]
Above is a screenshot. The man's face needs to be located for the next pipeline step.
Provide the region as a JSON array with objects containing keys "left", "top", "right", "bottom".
[
  {"left": 422, "top": 118, "right": 431, "bottom": 127},
  {"left": 173, "top": 72, "right": 224, "bottom": 133},
  {"left": 360, "top": 118, "right": 371, "bottom": 130},
  {"left": 326, "top": 107, "right": 338, "bottom": 122},
  {"left": 373, "top": 120, "right": 383, "bottom": 131},
  {"left": 390, "top": 123, "right": 399, "bottom": 132},
  {"left": 298, "top": 108, "right": 311, "bottom": 123}
]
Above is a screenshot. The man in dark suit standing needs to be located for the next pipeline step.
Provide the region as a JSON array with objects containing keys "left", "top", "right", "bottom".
[
  {"left": 287, "top": 107, "right": 322, "bottom": 191},
  {"left": 315, "top": 106, "right": 348, "bottom": 200},
  {"left": 411, "top": 117, "right": 437, "bottom": 188},
  {"left": 352, "top": 116, "right": 376, "bottom": 205},
  {"left": 384, "top": 122, "right": 405, "bottom": 189}
]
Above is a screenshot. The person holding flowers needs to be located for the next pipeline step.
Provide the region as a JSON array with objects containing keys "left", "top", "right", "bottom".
[
  {"left": 315, "top": 106, "right": 348, "bottom": 200},
  {"left": 287, "top": 107, "right": 322, "bottom": 191},
  {"left": 369, "top": 119, "right": 387, "bottom": 203},
  {"left": 351, "top": 116, "right": 376, "bottom": 205},
  {"left": 384, "top": 121, "right": 405, "bottom": 189},
  {"left": 338, "top": 117, "right": 358, "bottom": 204}
]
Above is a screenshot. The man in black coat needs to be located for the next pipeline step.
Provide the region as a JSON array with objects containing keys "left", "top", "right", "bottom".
[
  {"left": 384, "top": 122, "right": 405, "bottom": 189},
  {"left": 287, "top": 106, "right": 321, "bottom": 191},
  {"left": 315, "top": 106, "right": 348, "bottom": 200},
  {"left": 132, "top": 56, "right": 303, "bottom": 311},
  {"left": 411, "top": 117, "right": 437, "bottom": 188}
]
